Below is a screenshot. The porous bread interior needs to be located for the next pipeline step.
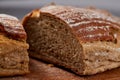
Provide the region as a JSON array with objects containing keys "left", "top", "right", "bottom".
[
  {"left": 0, "top": 34, "right": 29, "bottom": 76},
  {"left": 24, "top": 13, "right": 85, "bottom": 74},
  {"left": 24, "top": 13, "right": 120, "bottom": 75}
]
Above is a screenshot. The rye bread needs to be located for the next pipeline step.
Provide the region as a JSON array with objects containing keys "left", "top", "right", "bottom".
[{"left": 23, "top": 5, "right": 120, "bottom": 75}]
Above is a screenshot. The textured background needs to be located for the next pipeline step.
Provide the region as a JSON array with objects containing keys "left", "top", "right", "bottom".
[{"left": 0, "top": 0, "right": 120, "bottom": 19}]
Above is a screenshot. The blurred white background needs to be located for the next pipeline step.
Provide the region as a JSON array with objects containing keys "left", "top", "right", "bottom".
[{"left": 0, "top": 0, "right": 119, "bottom": 19}]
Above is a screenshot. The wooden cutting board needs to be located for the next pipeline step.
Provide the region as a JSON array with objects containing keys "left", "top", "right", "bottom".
[{"left": 1, "top": 58, "right": 120, "bottom": 80}]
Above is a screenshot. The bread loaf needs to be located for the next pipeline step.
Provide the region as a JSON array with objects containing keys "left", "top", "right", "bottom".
[
  {"left": 0, "top": 14, "right": 29, "bottom": 76},
  {"left": 23, "top": 5, "right": 120, "bottom": 75}
]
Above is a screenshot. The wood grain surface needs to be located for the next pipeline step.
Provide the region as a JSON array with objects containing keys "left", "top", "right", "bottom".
[{"left": 1, "top": 58, "right": 120, "bottom": 80}]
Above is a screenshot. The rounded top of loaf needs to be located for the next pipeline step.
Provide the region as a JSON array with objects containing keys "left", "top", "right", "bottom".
[
  {"left": 23, "top": 5, "right": 120, "bottom": 43},
  {"left": 0, "top": 14, "right": 26, "bottom": 41}
]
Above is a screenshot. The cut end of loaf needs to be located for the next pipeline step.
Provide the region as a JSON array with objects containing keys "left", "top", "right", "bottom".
[{"left": 23, "top": 11, "right": 86, "bottom": 75}]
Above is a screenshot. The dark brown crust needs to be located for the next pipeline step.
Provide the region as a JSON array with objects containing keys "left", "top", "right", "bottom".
[
  {"left": 0, "top": 14, "right": 26, "bottom": 41},
  {"left": 40, "top": 5, "right": 120, "bottom": 43}
]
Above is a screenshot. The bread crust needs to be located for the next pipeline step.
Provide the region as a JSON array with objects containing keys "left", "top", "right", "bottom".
[
  {"left": 0, "top": 14, "right": 27, "bottom": 41},
  {"left": 23, "top": 5, "right": 120, "bottom": 43}
]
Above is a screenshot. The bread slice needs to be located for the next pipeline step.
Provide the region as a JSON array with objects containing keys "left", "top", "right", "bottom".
[
  {"left": 23, "top": 5, "right": 120, "bottom": 75},
  {"left": 0, "top": 14, "right": 29, "bottom": 76}
]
